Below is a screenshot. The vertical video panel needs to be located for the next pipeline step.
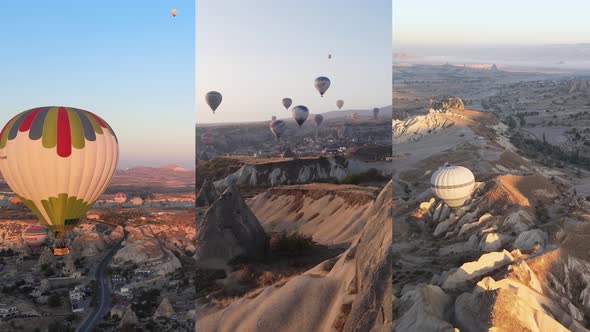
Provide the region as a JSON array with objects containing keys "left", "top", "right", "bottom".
[
  {"left": 393, "top": 1, "right": 590, "bottom": 331},
  {"left": 0, "top": 2, "right": 195, "bottom": 331},
  {"left": 196, "top": 0, "right": 392, "bottom": 331}
]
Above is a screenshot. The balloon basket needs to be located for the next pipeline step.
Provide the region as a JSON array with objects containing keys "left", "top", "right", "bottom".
[{"left": 53, "top": 247, "right": 70, "bottom": 256}]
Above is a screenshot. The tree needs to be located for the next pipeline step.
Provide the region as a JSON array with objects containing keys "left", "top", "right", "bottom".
[{"left": 48, "top": 294, "right": 62, "bottom": 307}]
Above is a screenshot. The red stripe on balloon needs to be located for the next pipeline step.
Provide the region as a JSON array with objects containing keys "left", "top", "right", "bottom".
[
  {"left": 19, "top": 108, "right": 43, "bottom": 132},
  {"left": 57, "top": 107, "right": 72, "bottom": 157},
  {"left": 90, "top": 113, "right": 107, "bottom": 128}
]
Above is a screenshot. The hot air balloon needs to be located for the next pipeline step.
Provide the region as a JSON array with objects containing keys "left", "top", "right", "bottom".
[
  {"left": 336, "top": 100, "right": 344, "bottom": 110},
  {"left": 430, "top": 163, "right": 475, "bottom": 208},
  {"left": 0, "top": 107, "right": 119, "bottom": 244},
  {"left": 8, "top": 196, "right": 22, "bottom": 206},
  {"left": 206, "top": 91, "right": 222, "bottom": 114},
  {"left": 171, "top": 9, "right": 177, "bottom": 17},
  {"left": 314, "top": 114, "right": 323, "bottom": 127},
  {"left": 282, "top": 98, "right": 292, "bottom": 110},
  {"left": 314, "top": 77, "right": 331, "bottom": 97},
  {"left": 292, "top": 106, "right": 309, "bottom": 127},
  {"left": 270, "top": 120, "right": 287, "bottom": 140},
  {"left": 271, "top": 116, "right": 277, "bottom": 122},
  {"left": 22, "top": 225, "right": 48, "bottom": 247},
  {"left": 328, "top": 54, "right": 332, "bottom": 60},
  {"left": 130, "top": 196, "right": 144, "bottom": 206},
  {"left": 114, "top": 193, "right": 127, "bottom": 206},
  {"left": 351, "top": 112, "right": 358, "bottom": 120},
  {"left": 201, "top": 132, "right": 214, "bottom": 146},
  {"left": 373, "top": 107, "right": 380, "bottom": 119}
]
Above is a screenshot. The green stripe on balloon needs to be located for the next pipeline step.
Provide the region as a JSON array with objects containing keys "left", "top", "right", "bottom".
[
  {"left": 67, "top": 108, "right": 85, "bottom": 149},
  {"left": 85, "top": 111, "right": 103, "bottom": 135},
  {"left": 42, "top": 107, "right": 58, "bottom": 149},
  {"left": 0, "top": 115, "right": 20, "bottom": 148}
]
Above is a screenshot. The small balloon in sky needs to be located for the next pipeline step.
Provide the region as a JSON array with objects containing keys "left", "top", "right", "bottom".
[{"left": 171, "top": 9, "right": 177, "bottom": 17}]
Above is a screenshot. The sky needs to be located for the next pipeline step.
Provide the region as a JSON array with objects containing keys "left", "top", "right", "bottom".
[
  {"left": 394, "top": 0, "right": 590, "bottom": 47},
  {"left": 196, "top": 0, "right": 392, "bottom": 124},
  {"left": 0, "top": 1, "right": 195, "bottom": 168}
]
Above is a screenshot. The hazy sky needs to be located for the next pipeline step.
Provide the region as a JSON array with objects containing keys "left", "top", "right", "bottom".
[
  {"left": 394, "top": 0, "right": 590, "bottom": 47},
  {"left": 0, "top": 1, "right": 194, "bottom": 168},
  {"left": 196, "top": 0, "right": 392, "bottom": 124}
]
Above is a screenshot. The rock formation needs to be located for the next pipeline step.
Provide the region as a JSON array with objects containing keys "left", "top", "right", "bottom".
[
  {"left": 195, "top": 185, "right": 269, "bottom": 268},
  {"left": 153, "top": 297, "right": 175, "bottom": 319},
  {"left": 196, "top": 178, "right": 219, "bottom": 207},
  {"left": 119, "top": 308, "right": 138, "bottom": 328}
]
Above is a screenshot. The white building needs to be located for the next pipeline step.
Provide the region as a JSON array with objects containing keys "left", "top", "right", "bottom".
[
  {"left": 69, "top": 290, "right": 83, "bottom": 301},
  {"left": 0, "top": 305, "right": 18, "bottom": 318}
]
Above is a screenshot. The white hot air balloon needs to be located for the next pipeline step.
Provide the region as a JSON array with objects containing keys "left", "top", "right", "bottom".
[
  {"left": 336, "top": 100, "right": 344, "bottom": 110},
  {"left": 291, "top": 106, "right": 309, "bottom": 127},
  {"left": 130, "top": 196, "right": 144, "bottom": 206},
  {"left": 430, "top": 163, "right": 475, "bottom": 208},
  {"left": 0, "top": 107, "right": 118, "bottom": 239},
  {"left": 205, "top": 91, "right": 222, "bottom": 114},
  {"left": 282, "top": 98, "right": 292, "bottom": 110},
  {"left": 314, "top": 77, "right": 331, "bottom": 97}
]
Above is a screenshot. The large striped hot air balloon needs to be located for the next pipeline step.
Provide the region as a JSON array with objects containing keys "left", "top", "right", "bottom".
[
  {"left": 0, "top": 106, "right": 119, "bottom": 239},
  {"left": 430, "top": 163, "right": 475, "bottom": 208},
  {"left": 23, "top": 225, "right": 49, "bottom": 246}
]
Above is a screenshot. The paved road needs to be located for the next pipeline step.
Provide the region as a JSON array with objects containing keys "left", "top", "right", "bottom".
[{"left": 76, "top": 229, "right": 128, "bottom": 332}]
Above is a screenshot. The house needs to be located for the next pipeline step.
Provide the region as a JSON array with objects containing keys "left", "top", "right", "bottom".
[
  {"left": 69, "top": 290, "right": 83, "bottom": 302},
  {"left": 110, "top": 302, "right": 130, "bottom": 319}
]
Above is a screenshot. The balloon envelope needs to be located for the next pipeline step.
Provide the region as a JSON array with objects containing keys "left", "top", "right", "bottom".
[
  {"left": 314, "top": 114, "right": 323, "bottom": 127},
  {"left": 282, "top": 98, "right": 292, "bottom": 110},
  {"left": 271, "top": 116, "right": 277, "bottom": 122},
  {"left": 23, "top": 225, "right": 48, "bottom": 246},
  {"left": 291, "top": 106, "right": 309, "bottom": 127},
  {"left": 336, "top": 100, "right": 344, "bottom": 110},
  {"left": 130, "top": 196, "right": 144, "bottom": 206},
  {"left": 430, "top": 163, "right": 475, "bottom": 208},
  {"left": 270, "top": 120, "right": 287, "bottom": 139},
  {"left": 171, "top": 9, "right": 177, "bottom": 17},
  {"left": 314, "top": 77, "right": 331, "bottom": 97},
  {"left": 351, "top": 112, "right": 358, "bottom": 120},
  {"left": 0, "top": 107, "right": 119, "bottom": 238},
  {"left": 328, "top": 54, "right": 332, "bottom": 59},
  {"left": 206, "top": 91, "right": 222, "bottom": 113},
  {"left": 114, "top": 192, "right": 127, "bottom": 205}
]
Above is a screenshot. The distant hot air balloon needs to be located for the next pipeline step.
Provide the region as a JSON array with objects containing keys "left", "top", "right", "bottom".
[
  {"left": 336, "top": 100, "right": 344, "bottom": 110},
  {"left": 22, "top": 225, "right": 48, "bottom": 246},
  {"left": 271, "top": 116, "right": 277, "bottom": 122},
  {"left": 114, "top": 193, "right": 127, "bottom": 206},
  {"left": 292, "top": 106, "right": 309, "bottom": 127},
  {"left": 201, "top": 132, "right": 214, "bottom": 146},
  {"left": 314, "top": 114, "right": 323, "bottom": 127},
  {"left": 8, "top": 196, "right": 22, "bottom": 206},
  {"left": 206, "top": 91, "right": 222, "bottom": 114},
  {"left": 270, "top": 120, "right": 287, "bottom": 140},
  {"left": 314, "top": 77, "right": 331, "bottom": 97},
  {"left": 282, "top": 98, "right": 292, "bottom": 110},
  {"left": 171, "top": 9, "right": 177, "bottom": 17},
  {"left": 130, "top": 196, "right": 144, "bottom": 206},
  {"left": 351, "top": 112, "right": 358, "bottom": 120},
  {"left": 0, "top": 107, "right": 119, "bottom": 240},
  {"left": 328, "top": 54, "right": 332, "bottom": 60},
  {"left": 373, "top": 107, "right": 380, "bottom": 119},
  {"left": 430, "top": 163, "right": 475, "bottom": 208}
]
